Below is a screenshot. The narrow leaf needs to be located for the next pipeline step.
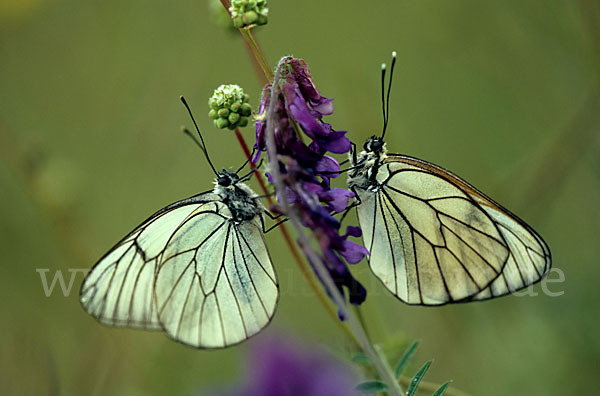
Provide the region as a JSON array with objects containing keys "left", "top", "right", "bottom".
[
  {"left": 354, "top": 380, "right": 389, "bottom": 394},
  {"left": 394, "top": 340, "right": 420, "bottom": 378},
  {"left": 351, "top": 352, "right": 373, "bottom": 365},
  {"left": 406, "top": 360, "right": 432, "bottom": 396},
  {"left": 432, "top": 381, "right": 451, "bottom": 396}
]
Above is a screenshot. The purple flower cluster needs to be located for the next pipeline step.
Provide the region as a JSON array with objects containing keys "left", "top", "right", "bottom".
[
  {"left": 211, "top": 336, "right": 360, "bottom": 396},
  {"left": 254, "top": 57, "right": 368, "bottom": 308}
]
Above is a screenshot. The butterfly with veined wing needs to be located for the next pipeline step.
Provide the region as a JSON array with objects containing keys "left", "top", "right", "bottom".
[
  {"left": 347, "top": 52, "right": 551, "bottom": 305},
  {"left": 80, "top": 97, "right": 279, "bottom": 348}
]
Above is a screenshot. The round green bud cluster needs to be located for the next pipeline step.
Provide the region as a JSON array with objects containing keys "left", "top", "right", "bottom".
[
  {"left": 208, "top": 84, "right": 252, "bottom": 130},
  {"left": 229, "top": 0, "right": 268, "bottom": 28}
]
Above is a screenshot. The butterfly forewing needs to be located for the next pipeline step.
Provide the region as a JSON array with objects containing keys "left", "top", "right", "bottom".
[
  {"left": 80, "top": 198, "right": 211, "bottom": 329},
  {"left": 356, "top": 154, "right": 551, "bottom": 305}
]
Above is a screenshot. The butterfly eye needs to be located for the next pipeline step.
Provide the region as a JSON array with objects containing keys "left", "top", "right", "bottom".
[
  {"left": 218, "top": 176, "right": 231, "bottom": 186},
  {"left": 372, "top": 139, "right": 383, "bottom": 151}
]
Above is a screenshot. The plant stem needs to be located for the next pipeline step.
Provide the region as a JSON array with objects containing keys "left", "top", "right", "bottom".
[
  {"left": 264, "top": 58, "right": 404, "bottom": 396},
  {"left": 219, "top": 0, "right": 272, "bottom": 84},
  {"left": 233, "top": 128, "right": 357, "bottom": 346},
  {"left": 240, "top": 28, "right": 273, "bottom": 81},
  {"left": 353, "top": 304, "right": 372, "bottom": 344}
]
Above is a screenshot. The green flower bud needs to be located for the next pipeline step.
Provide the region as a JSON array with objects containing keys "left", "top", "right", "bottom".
[
  {"left": 229, "top": 0, "right": 268, "bottom": 29},
  {"left": 233, "top": 16, "right": 244, "bottom": 28},
  {"left": 230, "top": 102, "right": 241, "bottom": 113},
  {"left": 208, "top": 109, "right": 218, "bottom": 119},
  {"left": 257, "top": 14, "right": 268, "bottom": 25},
  {"left": 242, "top": 10, "right": 258, "bottom": 25},
  {"left": 238, "top": 116, "right": 249, "bottom": 127},
  {"left": 215, "top": 117, "right": 229, "bottom": 129},
  {"left": 228, "top": 112, "right": 240, "bottom": 124},
  {"left": 217, "top": 108, "right": 230, "bottom": 118},
  {"left": 239, "top": 102, "right": 252, "bottom": 116}
]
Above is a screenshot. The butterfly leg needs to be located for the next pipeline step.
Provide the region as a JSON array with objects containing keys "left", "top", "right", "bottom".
[
  {"left": 261, "top": 210, "right": 288, "bottom": 233},
  {"left": 339, "top": 190, "right": 362, "bottom": 223}
]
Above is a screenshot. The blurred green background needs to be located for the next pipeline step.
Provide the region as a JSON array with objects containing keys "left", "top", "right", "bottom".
[{"left": 1, "top": 0, "right": 599, "bottom": 395}]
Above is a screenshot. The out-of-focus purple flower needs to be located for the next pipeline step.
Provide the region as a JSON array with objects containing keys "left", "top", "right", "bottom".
[
  {"left": 211, "top": 336, "right": 360, "bottom": 396},
  {"left": 254, "top": 57, "right": 368, "bottom": 309}
]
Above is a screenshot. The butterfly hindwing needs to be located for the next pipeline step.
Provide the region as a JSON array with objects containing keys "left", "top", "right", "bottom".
[{"left": 154, "top": 201, "right": 278, "bottom": 348}]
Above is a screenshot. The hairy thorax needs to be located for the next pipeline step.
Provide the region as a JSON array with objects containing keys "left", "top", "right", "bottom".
[
  {"left": 347, "top": 143, "right": 388, "bottom": 192},
  {"left": 213, "top": 178, "right": 263, "bottom": 223}
]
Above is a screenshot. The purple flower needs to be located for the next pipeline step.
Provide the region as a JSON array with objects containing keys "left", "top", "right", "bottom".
[
  {"left": 254, "top": 57, "right": 368, "bottom": 310},
  {"left": 211, "top": 336, "right": 360, "bottom": 396}
]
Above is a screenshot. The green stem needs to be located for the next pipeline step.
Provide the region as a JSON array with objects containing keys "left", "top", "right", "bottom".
[
  {"left": 353, "top": 304, "right": 372, "bottom": 344},
  {"left": 240, "top": 28, "right": 273, "bottom": 81}
]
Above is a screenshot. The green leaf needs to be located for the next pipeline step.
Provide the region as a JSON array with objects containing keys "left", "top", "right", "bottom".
[
  {"left": 394, "top": 340, "right": 420, "bottom": 378},
  {"left": 406, "top": 361, "right": 432, "bottom": 396},
  {"left": 354, "top": 380, "right": 389, "bottom": 394},
  {"left": 432, "top": 381, "right": 451, "bottom": 396},
  {"left": 351, "top": 352, "right": 373, "bottom": 366}
]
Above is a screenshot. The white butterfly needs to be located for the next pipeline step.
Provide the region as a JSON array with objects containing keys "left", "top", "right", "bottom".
[
  {"left": 347, "top": 54, "right": 551, "bottom": 305},
  {"left": 80, "top": 99, "right": 278, "bottom": 348}
]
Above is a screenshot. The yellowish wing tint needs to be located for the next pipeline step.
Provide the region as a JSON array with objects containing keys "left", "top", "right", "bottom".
[{"left": 355, "top": 154, "right": 551, "bottom": 305}]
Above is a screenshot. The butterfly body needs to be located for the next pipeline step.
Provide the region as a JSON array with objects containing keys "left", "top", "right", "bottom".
[
  {"left": 213, "top": 169, "right": 264, "bottom": 222},
  {"left": 348, "top": 136, "right": 387, "bottom": 191}
]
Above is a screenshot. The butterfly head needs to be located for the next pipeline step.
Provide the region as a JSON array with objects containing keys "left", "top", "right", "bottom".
[
  {"left": 216, "top": 169, "right": 239, "bottom": 188},
  {"left": 364, "top": 135, "right": 386, "bottom": 154},
  {"left": 355, "top": 135, "right": 387, "bottom": 165},
  {"left": 214, "top": 169, "right": 262, "bottom": 222},
  {"left": 214, "top": 169, "right": 244, "bottom": 197}
]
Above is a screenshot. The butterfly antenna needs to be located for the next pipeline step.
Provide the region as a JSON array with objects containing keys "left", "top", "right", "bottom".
[
  {"left": 180, "top": 96, "right": 218, "bottom": 176},
  {"left": 380, "top": 62, "right": 387, "bottom": 138},
  {"left": 235, "top": 147, "right": 258, "bottom": 175},
  {"left": 381, "top": 51, "right": 397, "bottom": 140},
  {"left": 238, "top": 159, "right": 264, "bottom": 182}
]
